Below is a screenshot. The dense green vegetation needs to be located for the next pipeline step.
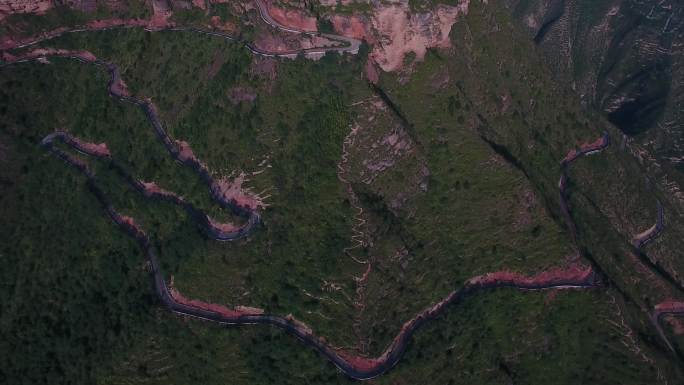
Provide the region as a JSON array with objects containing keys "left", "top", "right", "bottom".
[
  {"left": 1, "top": 1, "right": 683, "bottom": 384},
  {"left": 1, "top": 28, "right": 368, "bottom": 384},
  {"left": 0, "top": 1, "right": 150, "bottom": 38}
]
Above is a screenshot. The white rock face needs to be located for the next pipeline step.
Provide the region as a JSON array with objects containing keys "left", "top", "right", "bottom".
[
  {"left": 369, "top": 0, "right": 469, "bottom": 71},
  {"left": 323, "top": 0, "right": 470, "bottom": 72}
]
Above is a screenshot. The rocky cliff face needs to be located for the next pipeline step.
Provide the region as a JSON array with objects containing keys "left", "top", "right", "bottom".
[
  {"left": 498, "top": 0, "right": 684, "bottom": 306},
  {"left": 1, "top": 0, "right": 469, "bottom": 73},
  {"left": 368, "top": 0, "right": 469, "bottom": 72},
  {"left": 506, "top": 0, "right": 681, "bottom": 133},
  {"left": 324, "top": 0, "right": 470, "bottom": 72},
  {"left": 0, "top": 0, "right": 53, "bottom": 20},
  {"left": 265, "top": 0, "right": 469, "bottom": 72},
  {"left": 503, "top": 0, "right": 684, "bottom": 207},
  {"left": 265, "top": 0, "right": 318, "bottom": 31}
]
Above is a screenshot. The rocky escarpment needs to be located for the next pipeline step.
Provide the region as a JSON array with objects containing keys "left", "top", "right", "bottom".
[
  {"left": 504, "top": 0, "right": 681, "bottom": 135},
  {"left": 502, "top": 0, "right": 684, "bottom": 208},
  {"left": 9, "top": 45, "right": 604, "bottom": 380},
  {"left": 0, "top": 0, "right": 52, "bottom": 20},
  {"left": 1, "top": 0, "right": 469, "bottom": 73},
  {"left": 325, "top": 0, "right": 470, "bottom": 72},
  {"left": 256, "top": 0, "right": 470, "bottom": 72}
]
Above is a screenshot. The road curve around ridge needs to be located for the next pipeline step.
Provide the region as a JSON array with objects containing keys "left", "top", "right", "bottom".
[
  {"left": 254, "top": 0, "right": 362, "bottom": 55},
  {"left": 41, "top": 131, "right": 259, "bottom": 241},
  {"left": 0, "top": 0, "right": 361, "bottom": 57},
  {"left": 558, "top": 134, "right": 678, "bottom": 355},
  {"left": 4, "top": 47, "right": 610, "bottom": 379},
  {"left": 44, "top": 138, "right": 602, "bottom": 381}
]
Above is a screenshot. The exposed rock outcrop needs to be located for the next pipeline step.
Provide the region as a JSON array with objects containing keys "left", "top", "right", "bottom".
[
  {"left": 328, "top": 0, "right": 470, "bottom": 72},
  {"left": 264, "top": 0, "right": 317, "bottom": 31},
  {"left": 0, "top": 0, "right": 52, "bottom": 21}
]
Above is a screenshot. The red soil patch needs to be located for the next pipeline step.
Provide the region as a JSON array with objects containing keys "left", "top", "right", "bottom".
[
  {"left": 110, "top": 77, "right": 130, "bottom": 97},
  {"left": 0, "top": 0, "right": 52, "bottom": 21},
  {"left": 193, "top": 0, "right": 207, "bottom": 10},
  {"left": 140, "top": 181, "right": 180, "bottom": 199},
  {"left": 213, "top": 173, "right": 266, "bottom": 211},
  {"left": 580, "top": 135, "right": 609, "bottom": 153},
  {"left": 71, "top": 136, "right": 111, "bottom": 157},
  {"left": 148, "top": 11, "right": 173, "bottom": 30},
  {"left": 337, "top": 351, "right": 381, "bottom": 371},
  {"left": 235, "top": 305, "right": 265, "bottom": 315},
  {"left": 0, "top": 15, "right": 176, "bottom": 50},
  {"left": 666, "top": 316, "right": 684, "bottom": 335},
  {"left": 655, "top": 300, "right": 684, "bottom": 313},
  {"left": 168, "top": 281, "right": 264, "bottom": 318},
  {"left": 120, "top": 215, "right": 138, "bottom": 227},
  {"left": 562, "top": 148, "right": 580, "bottom": 165},
  {"left": 254, "top": 32, "right": 292, "bottom": 53},
  {"left": 368, "top": 1, "right": 469, "bottom": 72},
  {"left": 265, "top": 0, "right": 317, "bottom": 32},
  {"left": 655, "top": 300, "right": 684, "bottom": 335},
  {"left": 285, "top": 313, "right": 314, "bottom": 335},
  {"left": 173, "top": 141, "right": 265, "bottom": 211},
  {"left": 331, "top": 14, "right": 371, "bottom": 41},
  {"left": 175, "top": 140, "right": 199, "bottom": 163},
  {"left": 468, "top": 264, "right": 594, "bottom": 287},
  {"left": 0, "top": 17, "right": 179, "bottom": 51},
  {"left": 0, "top": 52, "right": 17, "bottom": 62},
  {"left": 169, "top": 286, "right": 244, "bottom": 318},
  {"left": 152, "top": 136, "right": 264, "bottom": 213},
  {"left": 253, "top": 29, "right": 338, "bottom": 54},
  {"left": 118, "top": 214, "right": 146, "bottom": 237},
  {"left": 330, "top": 264, "right": 595, "bottom": 372},
  {"left": 210, "top": 15, "right": 237, "bottom": 32},
  {"left": 561, "top": 134, "right": 610, "bottom": 164},
  {"left": 206, "top": 216, "right": 240, "bottom": 233},
  {"left": 0, "top": 26, "right": 65, "bottom": 50}
]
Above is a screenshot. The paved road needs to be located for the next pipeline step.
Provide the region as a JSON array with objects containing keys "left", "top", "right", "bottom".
[
  {"left": 558, "top": 131, "right": 611, "bottom": 243},
  {"left": 6, "top": 3, "right": 680, "bottom": 373},
  {"left": 42, "top": 131, "right": 259, "bottom": 241},
  {"left": 23, "top": 49, "right": 604, "bottom": 379},
  {"left": 254, "top": 0, "right": 362, "bottom": 56},
  {"left": 1, "top": 1, "right": 361, "bottom": 58},
  {"left": 37, "top": 135, "right": 606, "bottom": 380},
  {"left": 1, "top": 7, "right": 627, "bottom": 376}
]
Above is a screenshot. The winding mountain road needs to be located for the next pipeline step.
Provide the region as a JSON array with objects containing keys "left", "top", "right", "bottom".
[
  {"left": 0, "top": 7, "right": 626, "bottom": 379},
  {"left": 254, "top": 0, "right": 361, "bottom": 56},
  {"left": 0, "top": 0, "right": 361, "bottom": 58},
  {"left": 2, "top": 46, "right": 607, "bottom": 378},
  {"left": 43, "top": 135, "right": 602, "bottom": 380},
  {"left": 42, "top": 131, "right": 259, "bottom": 241}
]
